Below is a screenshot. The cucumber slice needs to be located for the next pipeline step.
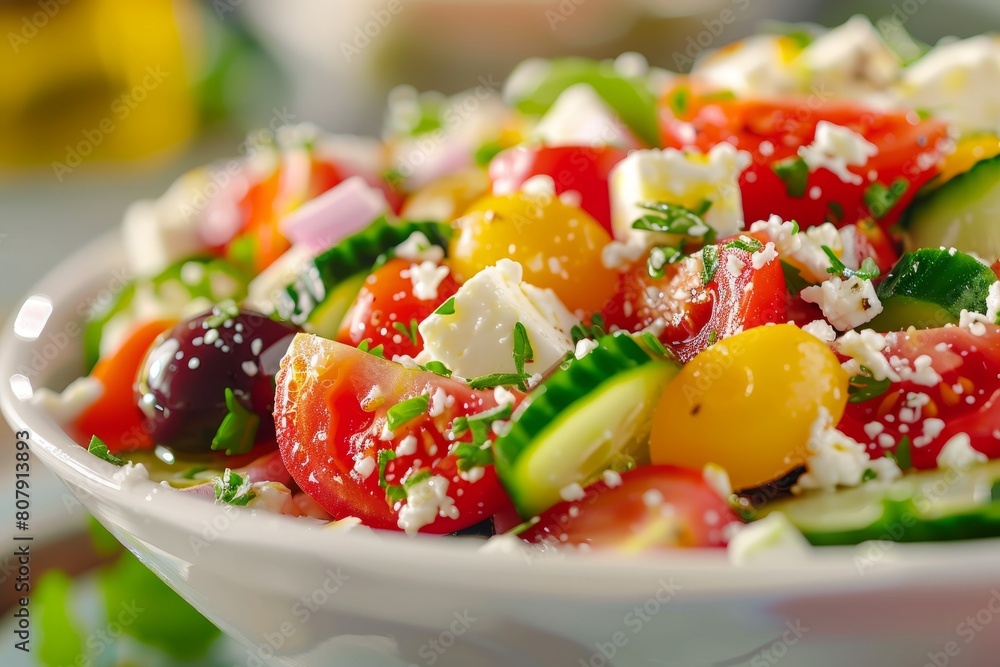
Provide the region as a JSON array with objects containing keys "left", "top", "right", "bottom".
[
  {"left": 868, "top": 248, "right": 997, "bottom": 331},
  {"left": 902, "top": 154, "right": 1000, "bottom": 258},
  {"left": 275, "top": 216, "right": 451, "bottom": 326},
  {"left": 493, "top": 334, "right": 679, "bottom": 518},
  {"left": 754, "top": 460, "right": 1000, "bottom": 545},
  {"left": 303, "top": 271, "right": 367, "bottom": 337},
  {"left": 82, "top": 257, "right": 248, "bottom": 371}
]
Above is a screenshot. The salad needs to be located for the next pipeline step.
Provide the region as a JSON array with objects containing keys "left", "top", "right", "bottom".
[{"left": 37, "top": 16, "right": 1000, "bottom": 553}]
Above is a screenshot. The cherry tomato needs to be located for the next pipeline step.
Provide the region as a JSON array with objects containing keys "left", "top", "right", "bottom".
[
  {"left": 274, "top": 334, "right": 519, "bottom": 533},
  {"left": 451, "top": 192, "right": 617, "bottom": 314},
  {"left": 838, "top": 326, "right": 1000, "bottom": 470},
  {"left": 602, "top": 231, "right": 788, "bottom": 362},
  {"left": 74, "top": 319, "right": 175, "bottom": 452},
  {"left": 659, "top": 89, "right": 949, "bottom": 231},
  {"left": 337, "top": 258, "right": 460, "bottom": 359},
  {"left": 488, "top": 145, "right": 628, "bottom": 234},
  {"left": 520, "top": 466, "right": 742, "bottom": 550}
]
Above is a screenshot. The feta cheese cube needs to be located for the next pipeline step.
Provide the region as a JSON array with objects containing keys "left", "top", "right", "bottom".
[
  {"left": 798, "top": 121, "right": 879, "bottom": 185},
  {"left": 801, "top": 275, "right": 883, "bottom": 331},
  {"left": 417, "top": 259, "right": 578, "bottom": 378},
  {"left": 531, "top": 83, "right": 637, "bottom": 149},
  {"left": 936, "top": 433, "right": 986, "bottom": 471}
]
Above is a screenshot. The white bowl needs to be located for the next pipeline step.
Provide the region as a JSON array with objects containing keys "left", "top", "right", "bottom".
[{"left": 5, "top": 233, "right": 1000, "bottom": 667}]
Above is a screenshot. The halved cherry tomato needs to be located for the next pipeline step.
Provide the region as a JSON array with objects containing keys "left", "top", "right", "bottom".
[
  {"left": 520, "top": 466, "right": 742, "bottom": 550},
  {"left": 838, "top": 326, "right": 1000, "bottom": 470},
  {"left": 337, "top": 258, "right": 460, "bottom": 359},
  {"left": 659, "top": 89, "right": 949, "bottom": 231},
  {"left": 602, "top": 231, "right": 788, "bottom": 362},
  {"left": 74, "top": 319, "right": 174, "bottom": 452},
  {"left": 274, "top": 334, "right": 519, "bottom": 533},
  {"left": 488, "top": 145, "right": 628, "bottom": 234}
]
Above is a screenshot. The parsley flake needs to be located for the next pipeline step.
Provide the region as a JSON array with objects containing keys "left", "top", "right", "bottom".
[
  {"left": 822, "top": 246, "right": 880, "bottom": 281},
  {"left": 631, "top": 201, "right": 714, "bottom": 242},
  {"left": 203, "top": 300, "right": 241, "bottom": 329},
  {"left": 392, "top": 319, "right": 420, "bottom": 346},
  {"left": 357, "top": 339, "right": 385, "bottom": 358},
  {"left": 211, "top": 388, "right": 260, "bottom": 456},
  {"left": 419, "top": 360, "right": 453, "bottom": 377},
  {"left": 87, "top": 436, "right": 124, "bottom": 466},
  {"left": 848, "top": 367, "right": 891, "bottom": 403},
  {"left": 466, "top": 373, "right": 531, "bottom": 390},
  {"left": 386, "top": 394, "right": 430, "bottom": 431},
  {"left": 513, "top": 322, "right": 533, "bottom": 375},
  {"left": 647, "top": 245, "right": 683, "bottom": 278},
  {"left": 570, "top": 313, "right": 606, "bottom": 345},
  {"left": 433, "top": 297, "right": 456, "bottom": 316},
  {"left": 212, "top": 469, "right": 256, "bottom": 506},
  {"left": 864, "top": 178, "right": 909, "bottom": 220},
  {"left": 725, "top": 236, "right": 764, "bottom": 253},
  {"left": 701, "top": 245, "right": 720, "bottom": 285},
  {"left": 860, "top": 468, "right": 878, "bottom": 483},
  {"left": 771, "top": 156, "right": 809, "bottom": 198}
]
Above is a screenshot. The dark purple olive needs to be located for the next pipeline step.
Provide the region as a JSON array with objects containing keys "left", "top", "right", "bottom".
[{"left": 135, "top": 303, "right": 299, "bottom": 454}]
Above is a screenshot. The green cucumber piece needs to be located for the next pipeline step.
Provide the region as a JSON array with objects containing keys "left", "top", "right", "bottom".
[
  {"left": 303, "top": 271, "right": 367, "bottom": 338},
  {"left": 507, "top": 57, "right": 660, "bottom": 147},
  {"left": 868, "top": 248, "right": 997, "bottom": 331},
  {"left": 754, "top": 459, "right": 1000, "bottom": 545},
  {"left": 82, "top": 257, "right": 248, "bottom": 371},
  {"left": 493, "top": 334, "right": 679, "bottom": 518},
  {"left": 902, "top": 154, "right": 1000, "bottom": 258},
  {"left": 275, "top": 216, "right": 451, "bottom": 326}
]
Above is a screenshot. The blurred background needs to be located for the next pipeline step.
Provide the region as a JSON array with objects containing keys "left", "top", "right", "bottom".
[{"left": 0, "top": 0, "right": 995, "bottom": 664}]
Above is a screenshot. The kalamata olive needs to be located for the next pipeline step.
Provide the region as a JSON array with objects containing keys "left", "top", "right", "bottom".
[{"left": 135, "top": 303, "right": 299, "bottom": 453}]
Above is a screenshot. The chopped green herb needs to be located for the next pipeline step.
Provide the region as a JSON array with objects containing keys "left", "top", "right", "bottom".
[
  {"left": 707, "top": 330, "right": 718, "bottom": 345},
  {"left": 827, "top": 201, "right": 844, "bottom": 223},
  {"left": 386, "top": 394, "right": 430, "bottom": 431},
  {"left": 894, "top": 436, "right": 912, "bottom": 471},
  {"left": 466, "top": 372, "right": 531, "bottom": 390},
  {"left": 404, "top": 469, "right": 432, "bottom": 488},
  {"left": 211, "top": 388, "right": 260, "bottom": 456},
  {"left": 647, "top": 245, "right": 683, "bottom": 278},
  {"left": 392, "top": 319, "right": 420, "bottom": 346},
  {"left": 701, "top": 245, "right": 720, "bottom": 285},
  {"left": 513, "top": 322, "right": 533, "bottom": 375},
  {"left": 570, "top": 313, "right": 607, "bottom": 345},
  {"left": 822, "top": 246, "right": 881, "bottom": 281},
  {"left": 667, "top": 86, "right": 690, "bottom": 116},
  {"left": 780, "top": 260, "right": 813, "bottom": 294},
  {"left": 474, "top": 140, "right": 504, "bottom": 167},
  {"left": 358, "top": 339, "right": 385, "bottom": 358},
  {"left": 725, "top": 236, "right": 764, "bottom": 253},
  {"left": 452, "top": 442, "right": 495, "bottom": 471},
  {"left": 419, "top": 360, "right": 453, "bottom": 377},
  {"left": 87, "top": 436, "right": 124, "bottom": 466},
  {"left": 434, "top": 296, "right": 456, "bottom": 316},
  {"left": 203, "top": 300, "right": 241, "bottom": 329},
  {"left": 790, "top": 220, "right": 800, "bottom": 235},
  {"left": 771, "top": 156, "right": 809, "bottom": 198},
  {"left": 212, "top": 469, "right": 256, "bottom": 506},
  {"left": 864, "top": 178, "right": 909, "bottom": 220},
  {"left": 632, "top": 201, "right": 714, "bottom": 241},
  {"left": 848, "top": 368, "right": 892, "bottom": 403},
  {"left": 451, "top": 403, "right": 512, "bottom": 470},
  {"left": 385, "top": 484, "right": 407, "bottom": 504},
  {"left": 640, "top": 331, "right": 669, "bottom": 357},
  {"left": 861, "top": 468, "right": 878, "bottom": 483},
  {"left": 377, "top": 449, "right": 397, "bottom": 490}
]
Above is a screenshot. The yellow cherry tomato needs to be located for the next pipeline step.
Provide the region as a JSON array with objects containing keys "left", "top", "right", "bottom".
[
  {"left": 649, "top": 324, "right": 849, "bottom": 491},
  {"left": 400, "top": 168, "right": 490, "bottom": 222},
  {"left": 450, "top": 192, "right": 617, "bottom": 314},
  {"left": 935, "top": 135, "right": 1000, "bottom": 186}
]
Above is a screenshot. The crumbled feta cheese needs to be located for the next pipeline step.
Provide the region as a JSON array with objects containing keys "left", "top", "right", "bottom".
[
  {"left": 838, "top": 329, "right": 899, "bottom": 381},
  {"left": 418, "top": 259, "right": 578, "bottom": 378},
  {"left": 726, "top": 253, "right": 746, "bottom": 278},
  {"left": 798, "top": 121, "right": 879, "bottom": 185},
  {"left": 574, "top": 338, "right": 599, "bottom": 360},
  {"left": 796, "top": 407, "right": 901, "bottom": 493},
  {"left": 691, "top": 35, "right": 799, "bottom": 98},
  {"left": 914, "top": 418, "right": 946, "bottom": 448},
  {"left": 397, "top": 474, "right": 457, "bottom": 534},
  {"left": 602, "top": 470, "right": 623, "bottom": 488},
  {"left": 395, "top": 435, "right": 419, "bottom": 457},
  {"left": 493, "top": 385, "right": 516, "bottom": 407},
  {"left": 428, "top": 387, "right": 448, "bottom": 417},
  {"left": 801, "top": 319, "right": 837, "bottom": 344},
  {"left": 749, "top": 215, "right": 802, "bottom": 256},
  {"left": 531, "top": 83, "right": 637, "bottom": 149},
  {"left": 521, "top": 174, "right": 557, "bottom": 198},
  {"left": 893, "top": 354, "right": 942, "bottom": 387},
  {"left": 601, "top": 235, "right": 650, "bottom": 270},
  {"left": 801, "top": 275, "right": 883, "bottom": 331},
  {"left": 797, "top": 16, "right": 901, "bottom": 98},
  {"left": 353, "top": 456, "right": 376, "bottom": 479},
  {"left": 750, "top": 241, "right": 778, "bottom": 270},
  {"left": 863, "top": 421, "right": 884, "bottom": 441},
  {"left": 609, "top": 143, "right": 751, "bottom": 241},
  {"left": 408, "top": 261, "right": 450, "bottom": 301},
  {"left": 559, "top": 483, "right": 586, "bottom": 502},
  {"left": 394, "top": 231, "right": 445, "bottom": 263},
  {"left": 936, "top": 433, "right": 987, "bottom": 470}
]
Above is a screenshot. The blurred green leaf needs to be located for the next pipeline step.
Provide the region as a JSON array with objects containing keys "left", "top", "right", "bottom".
[{"left": 35, "top": 571, "right": 86, "bottom": 667}]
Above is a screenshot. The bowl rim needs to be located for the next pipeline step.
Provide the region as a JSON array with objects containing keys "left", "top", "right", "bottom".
[{"left": 4, "top": 230, "right": 1000, "bottom": 599}]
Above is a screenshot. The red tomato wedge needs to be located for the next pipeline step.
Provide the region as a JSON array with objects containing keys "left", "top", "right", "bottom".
[
  {"left": 274, "top": 334, "right": 519, "bottom": 533},
  {"left": 659, "top": 89, "right": 949, "bottom": 231},
  {"left": 602, "top": 231, "right": 788, "bottom": 362},
  {"left": 337, "top": 258, "right": 460, "bottom": 359},
  {"left": 488, "top": 145, "right": 628, "bottom": 234},
  {"left": 520, "top": 466, "right": 742, "bottom": 550},
  {"left": 838, "top": 326, "right": 1000, "bottom": 470}
]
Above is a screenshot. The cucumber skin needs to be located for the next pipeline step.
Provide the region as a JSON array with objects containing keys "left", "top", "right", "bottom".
[
  {"left": 902, "top": 153, "right": 1000, "bottom": 258},
  {"left": 275, "top": 217, "right": 451, "bottom": 325},
  {"left": 493, "top": 334, "right": 669, "bottom": 517},
  {"left": 870, "top": 248, "right": 997, "bottom": 330}
]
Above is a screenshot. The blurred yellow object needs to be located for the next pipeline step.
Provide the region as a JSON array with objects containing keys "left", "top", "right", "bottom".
[
  {"left": 935, "top": 134, "right": 1000, "bottom": 187},
  {"left": 0, "top": 0, "right": 199, "bottom": 171}
]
